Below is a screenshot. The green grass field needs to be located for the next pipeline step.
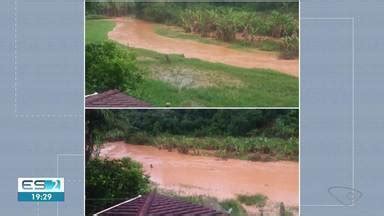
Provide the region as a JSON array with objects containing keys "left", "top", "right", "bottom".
[
  {"left": 86, "top": 19, "right": 115, "bottom": 43},
  {"left": 86, "top": 19, "right": 298, "bottom": 107}
]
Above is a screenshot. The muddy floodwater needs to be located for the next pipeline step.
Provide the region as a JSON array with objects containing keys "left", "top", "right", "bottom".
[
  {"left": 108, "top": 18, "right": 298, "bottom": 77},
  {"left": 99, "top": 142, "right": 298, "bottom": 206}
]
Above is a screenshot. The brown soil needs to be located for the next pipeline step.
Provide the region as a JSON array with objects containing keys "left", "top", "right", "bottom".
[
  {"left": 99, "top": 142, "right": 299, "bottom": 207},
  {"left": 108, "top": 18, "right": 298, "bottom": 77}
]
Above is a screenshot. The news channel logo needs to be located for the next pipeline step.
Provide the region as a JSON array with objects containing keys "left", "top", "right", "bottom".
[{"left": 18, "top": 178, "right": 64, "bottom": 202}]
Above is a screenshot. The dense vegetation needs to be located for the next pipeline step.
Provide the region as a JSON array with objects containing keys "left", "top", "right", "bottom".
[
  {"left": 86, "top": 158, "right": 150, "bottom": 215},
  {"left": 86, "top": 42, "right": 143, "bottom": 94},
  {"left": 178, "top": 8, "right": 297, "bottom": 40},
  {"left": 88, "top": 109, "right": 298, "bottom": 138},
  {"left": 86, "top": 2, "right": 297, "bottom": 21},
  {"left": 86, "top": 109, "right": 299, "bottom": 161},
  {"left": 145, "top": 136, "right": 298, "bottom": 161},
  {"left": 86, "top": 2, "right": 298, "bottom": 58}
]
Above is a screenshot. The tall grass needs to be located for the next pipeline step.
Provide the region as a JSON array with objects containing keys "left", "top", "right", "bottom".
[
  {"left": 237, "top": 194, "right": 268, "bottom": 207},
  {"left": 86, "top": 2, "right": 298, "bottom": 58},
  {"left": 280, "top": 33, "right": 299, "bottom": 59},
  {"left": 179, "top": 8, "right": 298, "bottom": 41},
  {"left": 126, "top": 135, "right": 298, "bottom": 161},
  {"left": 178, "top": 8, "right": 298, "bottom": 58}
]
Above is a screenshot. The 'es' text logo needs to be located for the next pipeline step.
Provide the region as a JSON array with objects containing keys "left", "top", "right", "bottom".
[{"left": 18, "top": 178, "right": 64, "bottom": 192}]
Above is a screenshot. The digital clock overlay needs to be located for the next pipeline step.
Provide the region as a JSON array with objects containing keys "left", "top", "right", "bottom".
[{"left": 18, "top": 178, "right": 64, "bottom": 202}]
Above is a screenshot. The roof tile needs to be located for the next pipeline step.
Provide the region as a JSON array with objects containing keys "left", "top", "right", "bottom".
[
  {"left": 98, "top": 192, "right": 227, "bottom": 216},
  {"left": 86, "top": 90, "right": 151, "bottom": 108}
]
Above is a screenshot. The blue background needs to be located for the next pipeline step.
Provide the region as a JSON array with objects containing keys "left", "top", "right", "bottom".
[
  {"left": 301, "top": 0, "right": 384, "bottom": 215},
  {"left": 0, "top": 0, "right": 83, "bottom": 215}
]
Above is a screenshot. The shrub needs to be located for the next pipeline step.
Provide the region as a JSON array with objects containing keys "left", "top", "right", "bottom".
[
  {"left": 149, "top": 135, "right": 298, "bottom": 161},
  {"left": 179, "top": 9, "right": 198, "bottom": 33},
  {"left": 86, "top": 42, "right": 143, "bottom": 94},
  {"left": 280, "top": 34, "right": 299, "bottom": 59},
  {"left": 125, "top": 132, "right": 152, "bottom": 145},
  {"left": 220, "top": 199, "right": 247, "bottom": 216},
  {"left": 215, "top": 9, "right": 238, "bottom": 42},
  {"left": 141, "top": 3, "right": 181, "bottom": 24},
  {"left": 268, "top": 11, "right": 297, "bottom": 38},
  {"left": 104, "top": 129, "right": 125, "bottom": 142},
  {"left": 86, "top": 158, "right": 150, "bottom": 215},
  {"left": 179, "top": 7, "right": 297, "bottom": 39},
  {"left": 177, "top": 145, "right": 189, "bottom": 154},
  {"left": 199, "top": 9, "right": 218, "bottom": 37},
  {"left": 237, "top": 194, "right": 268, "bottom": 208}
]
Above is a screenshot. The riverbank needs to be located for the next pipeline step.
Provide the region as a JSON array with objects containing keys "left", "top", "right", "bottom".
[
  {"left": 86, "top": 18, "right": 298, "bottom": 107},
  {"left": 109, "top": 17, "right": 298, "bottom": 77},
  {"left": 99, "top": 142, "right": 298, "bottom": 207}
]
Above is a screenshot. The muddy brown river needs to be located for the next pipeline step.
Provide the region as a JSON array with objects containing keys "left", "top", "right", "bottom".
[
  {"left": 99, "top": 142, "right": 298, "bottom": 206},
  {"left": 108, "top": 18, "right": 298, "bottom": 77}
]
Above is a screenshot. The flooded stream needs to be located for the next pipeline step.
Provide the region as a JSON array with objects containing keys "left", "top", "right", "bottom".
[
  {"left": 99, "top": 142, "right": 298, "bottom": 206},
  {"left": 108, "top": 17, "right": 298, "bottom": 77}
]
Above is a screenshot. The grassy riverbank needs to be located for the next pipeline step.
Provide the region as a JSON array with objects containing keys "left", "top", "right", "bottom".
[
  {"left": 125, "top": 135, "right": 298, "bottom": 161},
  {"left": 86, "top": 18, "right": 298, "bottom": 107}
]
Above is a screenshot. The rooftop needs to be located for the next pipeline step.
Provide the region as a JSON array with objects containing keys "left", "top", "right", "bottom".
[
  {"left": 85, "top": 90, "right": 151, "bottom": 108},
  {"left": 94, "top": 191, "right": 228, "bottom": 216}
]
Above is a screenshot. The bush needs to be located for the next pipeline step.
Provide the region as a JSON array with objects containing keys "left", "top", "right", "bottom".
[
  {"left": 86, "top": 158, "right": 150, "bottom": 215},
  {"left": 125, "top": 132, "right": 152, "bottom": 145},
  {"left": 280, "top": 34, "right": 299, "bottom": 59},
  {"left": 215, "top": 8, "right": 239, "bottom": 42},
  {"left": 237, "top": 194, "right": 268, "bottom": 208},
  {"left": 150, "top": 135, "right": 298, "bottom": 161},
  {"left": 220, "top": 199, "right": 247, "bottom": 216},
  {"left": 177, "top": 145, "right": 189, "bottom": 154},
  {"left": 104, "top": 129, "right": 125, "bottom": 142},
  {"left": 86, "top": 42, "right": 143, "bottom": 94},
  {"left": 140, "top": 3, "right": 181, "bottom": 24},
  {"left": 268, "top": 11, "right": 295, "bottom": 38},
  {"left": 179, "top": 7, "right": 297, "bottom": 39}
]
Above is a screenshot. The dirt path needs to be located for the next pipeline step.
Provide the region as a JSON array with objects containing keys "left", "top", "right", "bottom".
[
  {"left": 108, "top": 18, "right": 298, "bottom": 77},
  {"left": 99, "top": 142, "right": 299, "bottom": 206}
]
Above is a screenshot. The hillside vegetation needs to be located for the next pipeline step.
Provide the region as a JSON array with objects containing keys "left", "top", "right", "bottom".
[{"left": 86, "top": 110, "right": 299, "bottom": 161}]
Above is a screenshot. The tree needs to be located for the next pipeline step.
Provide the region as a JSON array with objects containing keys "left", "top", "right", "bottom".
[
  {"left": 85, "top": 42, "right": 143, "bottom": 94},
  {"left": 86, "top": 158, "right": 150, "bottom": 215},
  {"left": 85, "top": 110, "right": 131, "bottom": 162},
  {"left": 85, "top": 110, "right": 110, "bottom": 162}
]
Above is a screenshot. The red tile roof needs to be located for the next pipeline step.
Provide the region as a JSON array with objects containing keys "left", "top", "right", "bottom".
[
  {"left": 95, "top": 191, "right": 228, "bottom": 216},
  {"left": 86, "top": 90, "right": 151, "bottom": 108}
]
